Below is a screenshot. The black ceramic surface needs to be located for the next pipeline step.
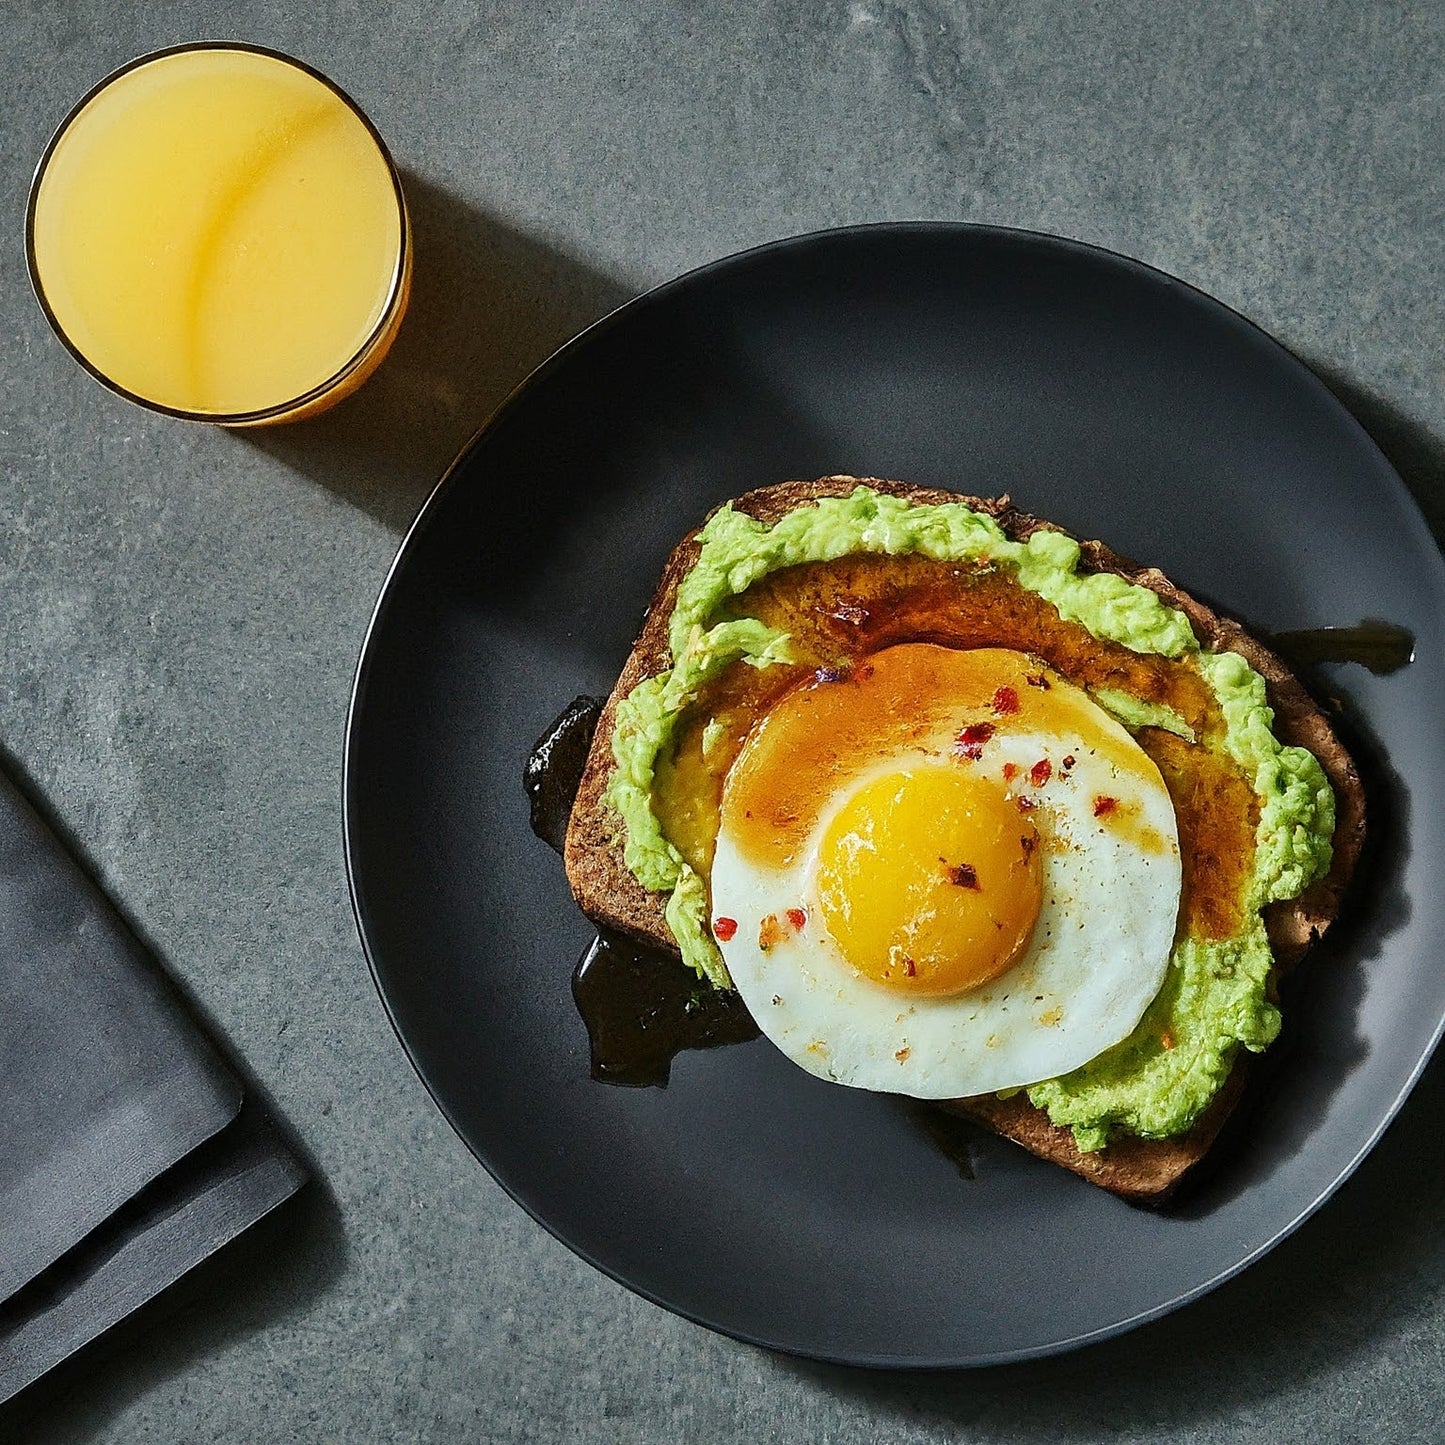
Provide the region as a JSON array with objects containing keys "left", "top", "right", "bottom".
[{"left": 345, "top": 224, "right": 1445, "bottom": 1366}]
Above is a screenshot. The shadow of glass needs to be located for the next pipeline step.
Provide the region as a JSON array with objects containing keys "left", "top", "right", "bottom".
[
  {"left": 237, "top": 172, "right": 634, "bottom": 534},
  {"left": 342, "top": 271, "right": 848, "bottom": 679}
]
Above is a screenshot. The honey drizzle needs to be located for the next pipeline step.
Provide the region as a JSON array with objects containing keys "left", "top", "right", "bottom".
[{"left": 649, "top": 554, "right": 1256, "bottom": 941}]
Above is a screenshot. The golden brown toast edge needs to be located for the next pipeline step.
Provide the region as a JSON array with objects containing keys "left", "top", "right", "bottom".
[{"left": 561, "top": 475, "right": 1367, "bottom": 1204}]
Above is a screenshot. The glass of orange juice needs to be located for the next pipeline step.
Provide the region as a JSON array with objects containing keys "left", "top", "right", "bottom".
[{"left": 26, "top": 43, "right": 411, "bottom": 426}]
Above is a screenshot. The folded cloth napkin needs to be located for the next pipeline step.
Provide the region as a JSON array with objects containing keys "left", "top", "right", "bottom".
[{"left": 0, "top": 768, "right": 305, "bottom": 1404}]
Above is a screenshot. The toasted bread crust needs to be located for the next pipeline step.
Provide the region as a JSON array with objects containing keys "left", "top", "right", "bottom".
[{"left": 562, "top": 476, "right": 1365, "bottom": 1203}]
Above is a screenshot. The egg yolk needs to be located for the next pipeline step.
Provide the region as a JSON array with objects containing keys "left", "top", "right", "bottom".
[{"left": 816, "top": 765, "right": 1043, "bottom": 995}]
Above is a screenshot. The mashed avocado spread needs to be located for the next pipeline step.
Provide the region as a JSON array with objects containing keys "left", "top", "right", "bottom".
[{"left": 604, "top": 487, "right": 1335, "bottom": 1148}]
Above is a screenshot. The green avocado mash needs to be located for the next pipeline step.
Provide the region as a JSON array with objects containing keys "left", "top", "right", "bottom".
[
  {"left": 603, "top": 486, "right": 1335, "bottom": 1148},
  {"left": 1090, "top": 688, "right": 1196, "bottom": 742}
]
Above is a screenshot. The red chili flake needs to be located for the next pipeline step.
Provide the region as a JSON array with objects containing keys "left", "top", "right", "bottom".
[
  {"left": 713, "top": 916, "right": 738, "bottom": 942},
  {"left": 895, "top": 1045, "right": 912, "bottom": 1063},
  {"left": 954, "top": 721, "right": 996, "bottom": 760},
  {"left": 1002, "top": 761, "right": 1019, "bottom": 782},
  {"left": 785, "top": 907, "right": 807, "bottom": 931},
  {"left": 1062, "top": 754, "right": 1076, "bottom": 770},
  {"left": 902, "top": 956, "right": 917, "bottom": 977},
  {"left": 1025, "top": 672, "right": 1050, "bottom": 690},
  {"left": 991, "top": 685, "right": 1020, "bottom": 715},
  {"left": 947, "top": 862, "right": 980, "bottom": 890},
  {"left": 1017, "top": 795, "right": 1036, "bottom": 812},
  {"left": 1093, "top": 795, "right": 1118, "bottom": 818},
  {"left": 1020, "top": 835, "right": 1036, "bottom": 859},
  {"left": 758, "top": 914, "right": 786, "bottom": 951},
  {"left": 1029, "top": 758, "right": 1053, "bottom": 787}
]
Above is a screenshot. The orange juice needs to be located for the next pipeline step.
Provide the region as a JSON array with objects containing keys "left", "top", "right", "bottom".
[{"left": 28, "top": 44, "right": 409, "bottom": 424}]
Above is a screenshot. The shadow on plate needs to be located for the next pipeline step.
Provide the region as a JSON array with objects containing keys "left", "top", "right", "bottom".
[
  {"left": 778, "top": 1036, "right": 1445, "bottom": 1436},
  {"left": 1169, "top": 688, "right": 1408, "bottom": 1216},
  {"left": 0, "top": 751, "right": 348, "bottom": 1445},
  {"left": 1176, "top": 354, "right": 1441, "bottom": 1205},
  {"left": 236, "top": 172, "right": 634, "bottom": 534}
]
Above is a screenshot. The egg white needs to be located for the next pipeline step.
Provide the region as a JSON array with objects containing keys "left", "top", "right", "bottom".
[{"left": 709, "top": 717, "right": 1182, "bottom": 1098}]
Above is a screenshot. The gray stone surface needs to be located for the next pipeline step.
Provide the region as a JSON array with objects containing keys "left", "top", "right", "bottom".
[{"left": 2, "top": 1, "right": 1442, "bottom": 1440}]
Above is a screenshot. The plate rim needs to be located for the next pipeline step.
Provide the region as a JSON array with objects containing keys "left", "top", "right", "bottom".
[{"left": 343, "top": 219, "right": 1445, "bottom": 1368}]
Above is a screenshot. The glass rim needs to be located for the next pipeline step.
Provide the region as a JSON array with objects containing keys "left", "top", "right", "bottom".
[{"left": 25, "top": 40, "right": 410, "bottom": 426}]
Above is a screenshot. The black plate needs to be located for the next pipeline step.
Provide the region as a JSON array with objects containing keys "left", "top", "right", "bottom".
[{"left": 345, "top": 224, "right": 1445, "bottom": 1366}]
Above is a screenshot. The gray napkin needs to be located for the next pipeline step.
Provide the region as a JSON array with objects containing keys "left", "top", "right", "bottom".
[{"left": 0, "top": 769, "right": 305, "bottom": 1403}]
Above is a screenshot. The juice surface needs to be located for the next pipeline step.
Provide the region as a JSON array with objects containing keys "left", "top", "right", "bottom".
[{"left": 31, "top": 47, "right": 403, "bottom": 417}]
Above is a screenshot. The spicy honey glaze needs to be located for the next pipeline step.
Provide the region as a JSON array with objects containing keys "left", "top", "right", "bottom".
[
  {"left": 571, "top": 932, "right": 759, "bottom": 1087},
  {"left": 652, "top": 554, "right": 1257, "bottom": 944},
  {"left": 1268, "top": 620, "right": 1415, "bottom": 675},
  {"left": 525, "top": 696, "right": 761, "bottom": 1084}
]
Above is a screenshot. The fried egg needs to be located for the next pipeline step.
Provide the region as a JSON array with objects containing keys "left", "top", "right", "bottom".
[{"left": 707, "top": 644, "right": 1182, "bottom": 1097}]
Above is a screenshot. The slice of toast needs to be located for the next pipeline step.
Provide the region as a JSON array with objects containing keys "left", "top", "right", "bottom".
[{"left": 563, "top": 476, "right": 1366, "bottom": 1203}]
